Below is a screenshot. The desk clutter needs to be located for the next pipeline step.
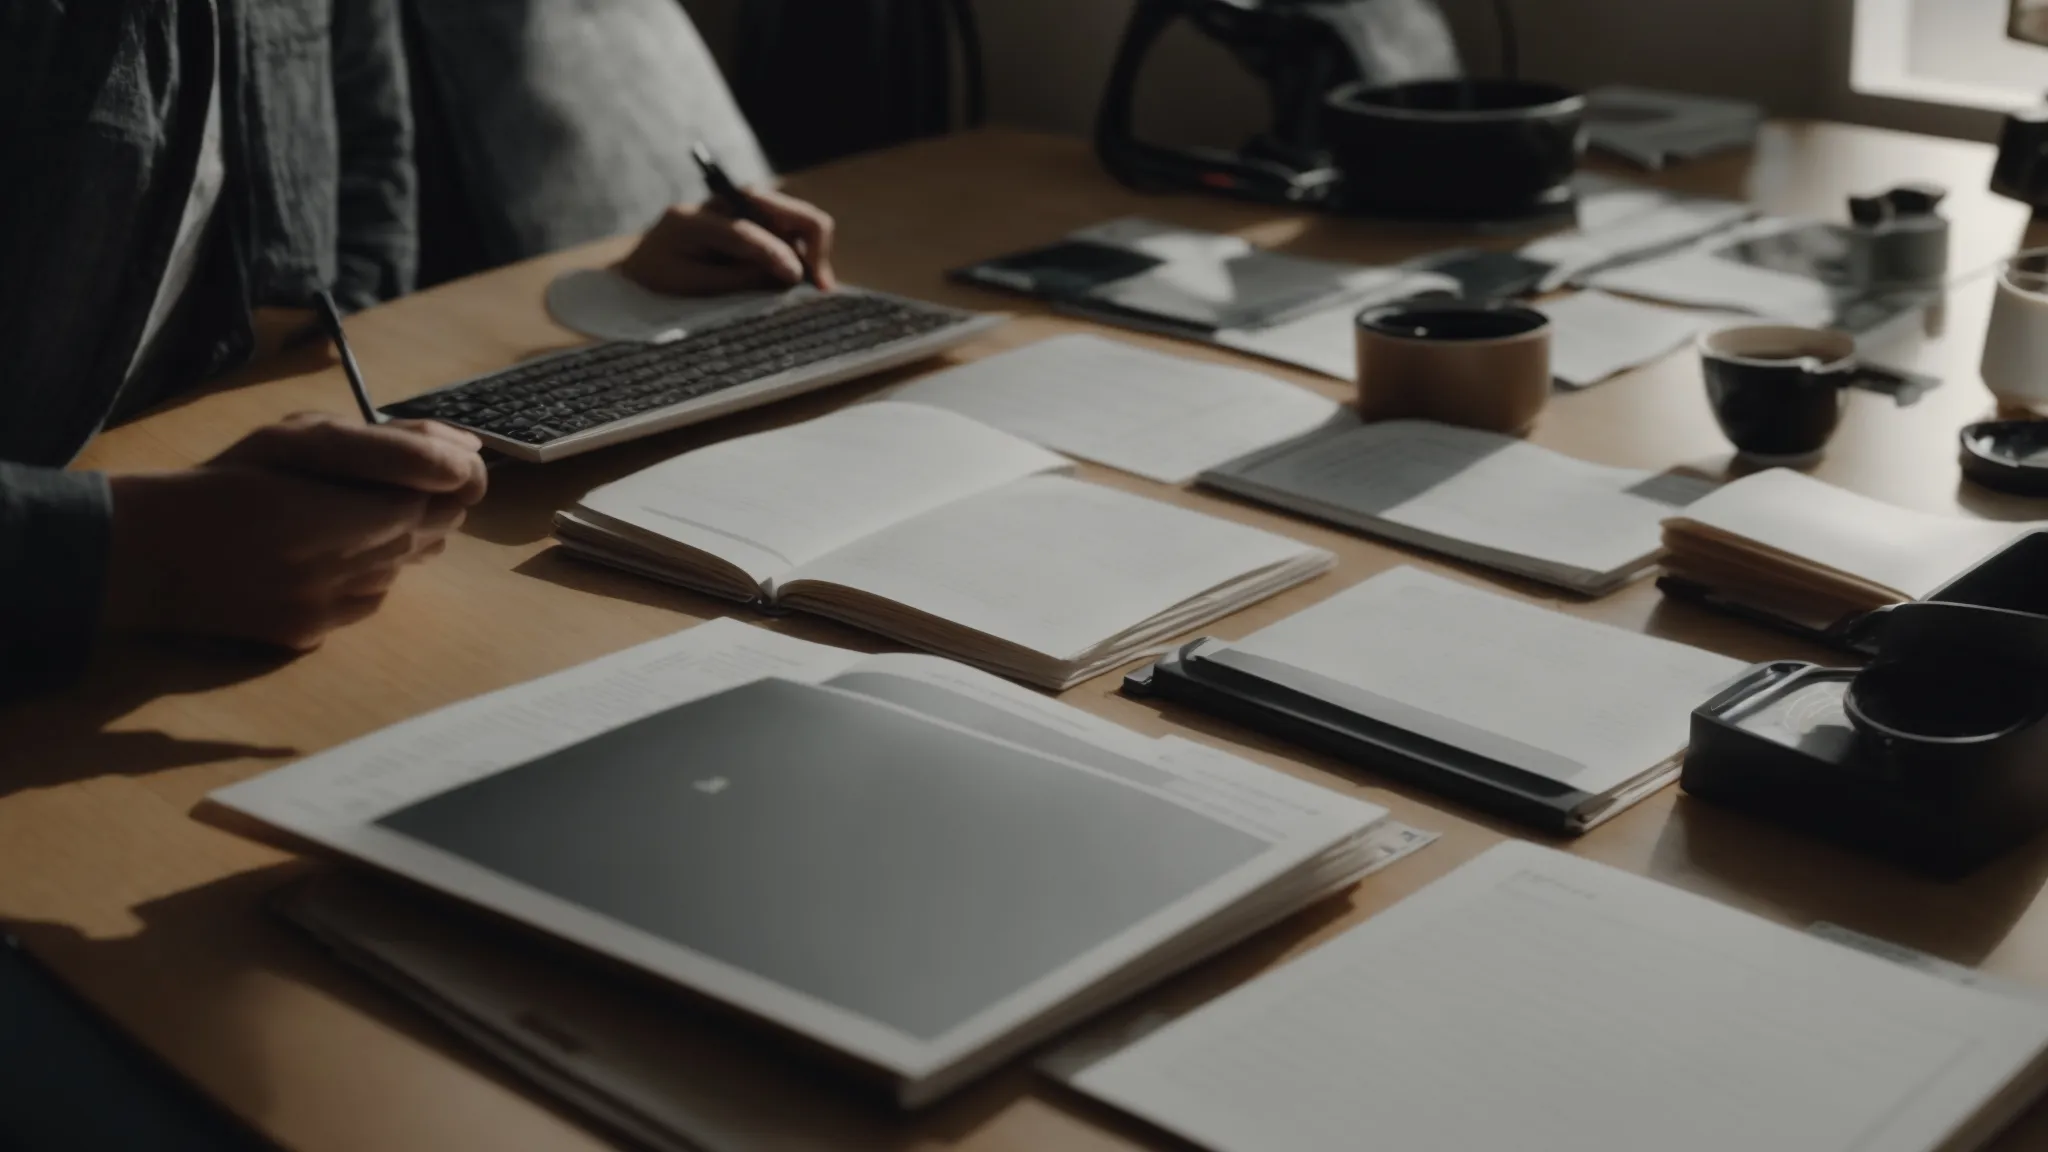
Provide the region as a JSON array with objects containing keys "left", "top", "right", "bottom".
[{"left": 196, "top": 115, "right": 2048, "bottom": 1152}]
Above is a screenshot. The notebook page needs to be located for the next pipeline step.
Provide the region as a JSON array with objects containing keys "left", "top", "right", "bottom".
[
  {"left": 1227, "top": 567, "right": 1743, "bottom": 795},
  {"left": 783, "top": 476, "right": 1325, "bottom": 662},
  {"left": 890, "top": 334, "right": 1342, "bottom": 483},
  {"left": 1672, "top": 469, "right": 2037, "bottom": 599},
  {"left": 575, "top": 403, "right": 1068, "bottom": 586},
  {"left": 1073, "top": 841, "right": 2048, "bottom": 1152},
  {"left": 1216, "top": 421, "right": 1692, "bottom": 583}
]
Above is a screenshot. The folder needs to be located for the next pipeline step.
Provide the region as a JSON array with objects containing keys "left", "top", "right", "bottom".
[{"left": 1123, "top": 568, "right": 1747, "bottom": 834}]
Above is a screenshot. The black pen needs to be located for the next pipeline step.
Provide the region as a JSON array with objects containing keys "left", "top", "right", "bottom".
[
  {"left": 314, "top": 289, "right": 388, "bottom": 424},
  {"left": 692, "top": 142, "right": 819, "bottom": 289}
]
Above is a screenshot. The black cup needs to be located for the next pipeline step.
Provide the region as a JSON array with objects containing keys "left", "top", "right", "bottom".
[
  {"left": 1699, "top": 325, "right": 1860, "bottom": 463},
  {"left": 1321, "top": 78, "right": 1586, "bottom": 221}
]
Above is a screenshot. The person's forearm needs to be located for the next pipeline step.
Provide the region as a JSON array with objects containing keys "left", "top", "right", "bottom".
[{"left": 0, "top": 464, "right": 111, "bottom": 700}]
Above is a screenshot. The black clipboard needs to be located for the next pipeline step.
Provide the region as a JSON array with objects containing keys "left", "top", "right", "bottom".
[{"left": 1124, "top": 639, "right": 1622, "bottom": 835}]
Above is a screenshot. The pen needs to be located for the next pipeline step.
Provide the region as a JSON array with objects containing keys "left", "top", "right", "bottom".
[
  {"left": 314, "top": 289, "right": 388, "bottom": 424},
  {"left": 692, "top": 142, "right": 820, "bottom": 289}
]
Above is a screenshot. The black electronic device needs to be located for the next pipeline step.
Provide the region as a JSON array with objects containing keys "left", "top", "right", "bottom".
[
  {"left": 1684, "top": 599, "right": 2048, "bottom": 879},
  {"left": 1093, "top": 0, "right": 1462, "bottom": 206},
  {"left": 1413, "top": 248, "right": 1554, "bottom": 301}
]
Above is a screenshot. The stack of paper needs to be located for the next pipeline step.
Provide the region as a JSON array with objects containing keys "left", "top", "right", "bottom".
[
  {"left": 213, "top": 619, "right": 1401, "bottom": 1113},
  {"left": 1662, "top": 468, "right": 2046, "bottom": 625},
  {"left": 1202, "top": 419, "right": 1718, "bottom": 595},
  {"left": 890, "top": 334, "right": 1344, "bottom": 483},
  {"left": 1203, "top": 566, "right": 1745, "bottom": 827},
  {"left": 1065, "top": 840, "right": 2048, "bottom": 1152}
]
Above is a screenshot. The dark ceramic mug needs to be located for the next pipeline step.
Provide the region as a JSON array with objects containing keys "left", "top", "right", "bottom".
[{"left": 1699, "top": 325, "right": 1907, "bottom": 464}]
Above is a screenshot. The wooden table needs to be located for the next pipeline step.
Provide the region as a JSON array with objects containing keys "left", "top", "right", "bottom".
[{"left": 11, "top": 122, "right": 2048, "bottom": 1150}]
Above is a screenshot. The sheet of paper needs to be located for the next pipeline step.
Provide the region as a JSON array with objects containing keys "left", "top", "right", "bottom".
[
  {"left": 1210, "top": 269, "right": 1462, "bottom": 381},
  {"left": 784, "top": 475, "right": 1325, "bottom": 663},
  {"left": 575, "top": 402, "right": 1068, "bottom": 586},
  {"left": 1227, "top": 567, "right": 1744, "bottom": 794},
  {"left": 1071, "top": 840, "right": 2048, "bottom": 1152},
  {"left": 1523, "top": 178, "right": 1753, "bottom": 290},
  {"left": 1671, "top": 468, "right": 2040, "bottom": 599},
  {"left": 1213, "top": 420, "right": 1706, "bottom": 586},
  {"left": 545, "top": 267, "right": 788, "bottom": 342},
  {"left": 889, "top": 335, "right": 1343, "bottom": 483},
  {"left": 1583, "top": 218, "right": 1841, "bottom": 324},
  {"left": 1541, "top": 289, "right": 1727, "bottom": 387}
]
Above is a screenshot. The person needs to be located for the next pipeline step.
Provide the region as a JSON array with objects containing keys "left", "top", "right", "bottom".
[{"left": 0, "top": 0, "right": 836, "bottom": 700}]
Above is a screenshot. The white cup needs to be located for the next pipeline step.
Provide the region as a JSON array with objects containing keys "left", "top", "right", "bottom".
[{"left": 1980, "top": 262, "right": 2048, "bottom": 411}]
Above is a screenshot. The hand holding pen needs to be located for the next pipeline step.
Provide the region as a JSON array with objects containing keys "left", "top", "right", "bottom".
[{"left": 617, "top": 145, "right": 838, "bottom": 296}]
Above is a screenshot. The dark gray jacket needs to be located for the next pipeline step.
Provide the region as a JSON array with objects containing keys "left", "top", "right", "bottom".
[{"left": 0, "top": 0, "right": 414, "bottom": 697}]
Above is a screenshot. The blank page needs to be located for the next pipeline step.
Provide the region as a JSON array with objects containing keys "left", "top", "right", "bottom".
[
  {"left": 1670, "top": 469, "right": 2038, "bottom": 600},
  {"left": 784, "top": 476, "right": 1325, "bottom": 662},
  {"left": 1074, "top": 841, "right": 2048, "bottom": 1152},
  {"left": 1212, "top": 421, "right": 1700, "bottom": 587},
  {"left": 891, "top": 334, "right": 1341, "bottom": 483},
  {"left": 1229, "top": 567, "right": 1743, "bottom": 795},
  {"left": 575, "top": 402, "right": 1068, "bottom": 586},
  {"left": 1541, "top": 289, "right": 1721, "bottom": 388}
]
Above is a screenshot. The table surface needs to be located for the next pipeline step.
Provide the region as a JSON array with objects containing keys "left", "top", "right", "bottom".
[{"left": 12, "top": 122, "right": 2048, "bottom": 1151}]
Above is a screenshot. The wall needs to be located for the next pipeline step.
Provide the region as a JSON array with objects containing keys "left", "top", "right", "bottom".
[{"left": 678, "top": 0, "right": 2005, "bottom": 147}]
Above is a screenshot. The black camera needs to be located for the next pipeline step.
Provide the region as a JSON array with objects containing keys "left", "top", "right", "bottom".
[
  {"left": 1684, "top": 533, "right": 2048, "bottom": 878},
  {"left": 1993, "top": 104, "right": 2048, "bottom": 213}
]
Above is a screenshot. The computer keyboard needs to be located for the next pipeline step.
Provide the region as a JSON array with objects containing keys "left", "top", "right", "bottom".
[{"left": 382, "top": 290, "right": 997, "bottom": 461}]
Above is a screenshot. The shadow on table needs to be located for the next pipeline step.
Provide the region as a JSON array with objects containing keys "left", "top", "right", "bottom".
[
  {"left": 1651, "top": 793, "right": 2048, "bottom": 968},
  {"left": 2, "top": 855, "right": 1356, "bottom": 1152},
  {"left": 510, "top": 544, "right": 743, "bottom": 617},
  {"left": 0, "top": 639, "right": 297, "bottom": 800}
]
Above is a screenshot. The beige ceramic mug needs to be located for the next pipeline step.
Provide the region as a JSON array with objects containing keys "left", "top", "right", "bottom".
[
  {"left": 1981, "top": 258, "right": 2048, "bottom": 414},
  {"left": 1354, "top": 299, "right": 1552, "bottom": 434}
]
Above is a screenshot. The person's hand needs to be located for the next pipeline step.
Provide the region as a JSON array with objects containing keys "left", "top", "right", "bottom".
[
  {"left": 211, "top": 411, "right": 488, "bottom": 505},
  {"left": 102, "top": 414, "right": 488, "bottom": 650},
  {"left": 618, "top": 188, "right": 837, "bottom": 295}
]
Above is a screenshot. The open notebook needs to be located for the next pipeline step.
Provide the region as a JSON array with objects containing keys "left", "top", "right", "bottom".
[
  {"left": 1661, "top": 469, "right": 2047, "bottom": 636},
  {"left": 1202, "top": 419, "right": 1718, "bottom": 595},
  {"left": 209, "top": 619, "right": 1393, "bottom": 1112},
  {"left": 553, "top": 402, "right": 1333, "bottom": 689},
  {"left": 1064, "top": 841, "right": 2048, "bottom": 1152}
]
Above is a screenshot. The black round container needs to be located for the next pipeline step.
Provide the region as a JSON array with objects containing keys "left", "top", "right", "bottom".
[{"left": 1321, "top": 78, "right": 1587, "bottom": 221}]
